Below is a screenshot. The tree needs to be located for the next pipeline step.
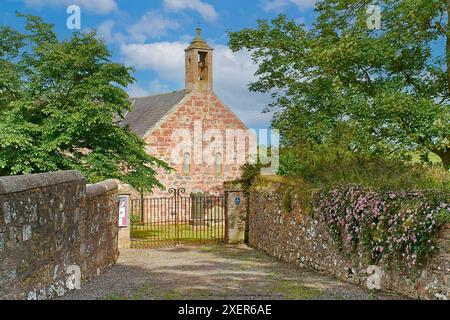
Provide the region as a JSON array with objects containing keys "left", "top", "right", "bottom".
[
  {"left": 0, "top": 14, "right": 171, "bottom": 191},
  {"left": 229, "top": 0, "right": 450, "bottom": 169}
]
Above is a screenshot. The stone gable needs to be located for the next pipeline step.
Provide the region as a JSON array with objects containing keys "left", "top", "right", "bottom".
[{"left": 144, "top": 91, "right": 250, "bottom": 196}]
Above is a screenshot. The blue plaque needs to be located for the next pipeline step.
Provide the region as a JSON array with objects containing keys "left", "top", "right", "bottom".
[{"left": 235, "top": 197, "right": 241, "bottom": 205}]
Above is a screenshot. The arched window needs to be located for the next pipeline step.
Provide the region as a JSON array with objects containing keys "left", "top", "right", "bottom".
[
  {"left": 215, "top": 152, "right": 222, "bottom": 175},
  {"left": 183, "top": 152, "right": 191, "bottom": 175}
]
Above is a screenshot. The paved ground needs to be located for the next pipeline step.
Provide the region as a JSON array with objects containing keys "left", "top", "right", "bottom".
[{"left": 60, "top": 245, "right": 404, "bottom": 300}]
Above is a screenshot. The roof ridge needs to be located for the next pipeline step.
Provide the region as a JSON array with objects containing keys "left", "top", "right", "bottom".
[{"left": 131, "top": 90, "right": 184, "bottom": 99}]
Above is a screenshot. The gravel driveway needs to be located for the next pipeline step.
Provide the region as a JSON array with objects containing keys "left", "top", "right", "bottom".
[{"left": 60, "top": 245, "right": 404, "bottom": 300}]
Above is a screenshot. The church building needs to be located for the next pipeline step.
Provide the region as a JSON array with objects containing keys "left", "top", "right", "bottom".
[{"left": 121, "top": 29, "right": 252, "bottom": 196}]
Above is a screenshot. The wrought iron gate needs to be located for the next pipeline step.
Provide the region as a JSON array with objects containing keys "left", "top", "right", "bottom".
[{"left": 130, "top": 188, "right": 228, "bottom": 248}]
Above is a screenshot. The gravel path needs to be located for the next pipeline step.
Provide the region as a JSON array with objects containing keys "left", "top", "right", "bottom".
[{"left": 60, "top": 245, "right": 404, "bottom": 300}]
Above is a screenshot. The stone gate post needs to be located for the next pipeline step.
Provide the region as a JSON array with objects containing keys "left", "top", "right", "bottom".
[{"left": 224, "top": 181, "right": 248, "bottom": 244}]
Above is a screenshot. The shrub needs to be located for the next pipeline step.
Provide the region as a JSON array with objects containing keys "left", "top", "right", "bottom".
[
  {"left": 279, "top": 142, "right": 449, "bottom": 191},
  {"left": 315, "top": 185, "right": 450, "bottom": 269},
  {"left": 240, "top": 161, "right": 271, "bottom": 192}
]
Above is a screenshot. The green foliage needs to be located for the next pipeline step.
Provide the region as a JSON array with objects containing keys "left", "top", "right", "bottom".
[
  {"left": 434, "top": 207, "right": 450, "bottom": 226},
  {"left": 240, "top": 162, "right": 264, "bottom": 192},
  {"left": 229, "top": 1, "right": 450, "bottom": 169},
  {"left": 279, "top": 142, "right": 449, "bottom": 191},
  {"left": 0, "top": 14, "right": 171, "bottom": 191}
]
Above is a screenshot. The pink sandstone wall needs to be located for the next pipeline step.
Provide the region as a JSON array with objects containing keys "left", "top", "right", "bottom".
[{"left": 144, "top": 92, "right": 251, "bottom": 196}]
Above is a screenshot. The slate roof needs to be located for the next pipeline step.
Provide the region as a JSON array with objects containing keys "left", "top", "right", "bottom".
[{"left": 121, "top": 90, "right": 185, "bottom": 138}]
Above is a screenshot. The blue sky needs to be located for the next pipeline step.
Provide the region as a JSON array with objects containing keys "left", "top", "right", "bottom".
[{"left": 0, "top": 0, "right": 319, "bottom": 128}]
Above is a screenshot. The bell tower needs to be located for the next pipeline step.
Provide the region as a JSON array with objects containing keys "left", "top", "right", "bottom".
[{"left": 185, "top": 28, "right": 213, "bottom": 93}]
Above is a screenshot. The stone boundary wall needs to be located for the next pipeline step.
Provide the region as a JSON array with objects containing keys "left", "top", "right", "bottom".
[
  {"left": 248, "top": 179, "right": 449, "bottom": 300},
  {"left": 0, "top": 171, "right": 119, "bottom": 300}
]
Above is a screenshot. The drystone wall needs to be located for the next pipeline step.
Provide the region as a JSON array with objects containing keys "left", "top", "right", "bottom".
[
  {"left": 248, "top": 179, "right": 449, "bottom": 300},
  {"left": 0, "top": 171, "right": 119, "bottom": 300}
]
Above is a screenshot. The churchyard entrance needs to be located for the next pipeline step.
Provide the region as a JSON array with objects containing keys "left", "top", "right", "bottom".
[{"left": 129, "top": 188, "right": 227, "bottom": 248}]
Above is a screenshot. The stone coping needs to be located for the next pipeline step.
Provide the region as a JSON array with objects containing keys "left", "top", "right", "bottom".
[
  {"left": 224, "top": 180, "right": 244, "bottom": 190},
  {"left": 0, "top": 170, "right": 85, "bottom": 195},
  {"left": 86, "top": 180, "right": 118, "bottom": 199}
]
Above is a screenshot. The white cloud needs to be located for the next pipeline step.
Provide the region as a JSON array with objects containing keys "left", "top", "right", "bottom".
[
  {"left": 23, "top": 0, "right": 118, "bottom": 15},
  {"left": 121, "top": 41, "right": 273, "bottom": 128},
  {"left": 213, "top": 45, "right": 273, "bottom": 128},
  {"left": 121, "top": 42, "right": 187, "bottom": 82},
  {"left": 163, "top": 0, "right": 219, "bottom": 22},
  {"left": 97, "top": 20, "right": 126, "bottom": 44},
  {"left": 97, "top": 11, "right": 180, "bottom": 45},
  {"left": 127, "top": 84, "right": 151, "bottom": 98},
  {"left": 261, "top": 0, "right": 317, "bottom": 11},
  {"left": 127, "top": 11, "right": 180, "bottom": 43}
]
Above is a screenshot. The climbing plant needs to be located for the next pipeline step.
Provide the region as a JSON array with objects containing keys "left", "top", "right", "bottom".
[{"left": 315, "top": 185, "right": 450, "bottom": 269}]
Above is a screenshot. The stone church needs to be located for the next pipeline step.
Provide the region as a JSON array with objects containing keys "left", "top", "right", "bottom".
[{"left": 121, "top": 29, "right": 252, "bottom": 196}]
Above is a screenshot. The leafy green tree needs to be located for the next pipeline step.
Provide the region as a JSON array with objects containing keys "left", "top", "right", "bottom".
[
  {"left": 229, "top": 0, "right": 450, "bottom": 169},
  {"left": 0, "top": 14, "right": 171, "bottom": 191}
]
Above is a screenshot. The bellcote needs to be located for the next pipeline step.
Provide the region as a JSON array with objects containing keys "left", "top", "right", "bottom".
[{"left": 185, "top": 28, "right": 213, "bottom": 93}]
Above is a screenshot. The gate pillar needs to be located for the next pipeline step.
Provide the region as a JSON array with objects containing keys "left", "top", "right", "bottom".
[{"left": 224, "top": 181, "right": 248, "bottom": 244}]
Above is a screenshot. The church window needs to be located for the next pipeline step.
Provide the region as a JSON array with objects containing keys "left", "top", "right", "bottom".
[
  {"left": 215, "top": 152, "right": 223, "bottom": 175},
  {"left": 183, "top": 152, "right": 191, "bottom": 175}
]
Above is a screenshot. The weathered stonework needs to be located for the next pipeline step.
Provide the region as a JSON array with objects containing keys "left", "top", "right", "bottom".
[
  {"left": 144, "top": 92, "right": 250, "bottom": 196},
  {"left": 224, "top": 181, "right": 248, "bottom": 244},
  {"left": 0, "top": 171, "right": 119, "bottom": 300},
  {"left": 247, "top": 179, "right": 450, "bottom": 300}
]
